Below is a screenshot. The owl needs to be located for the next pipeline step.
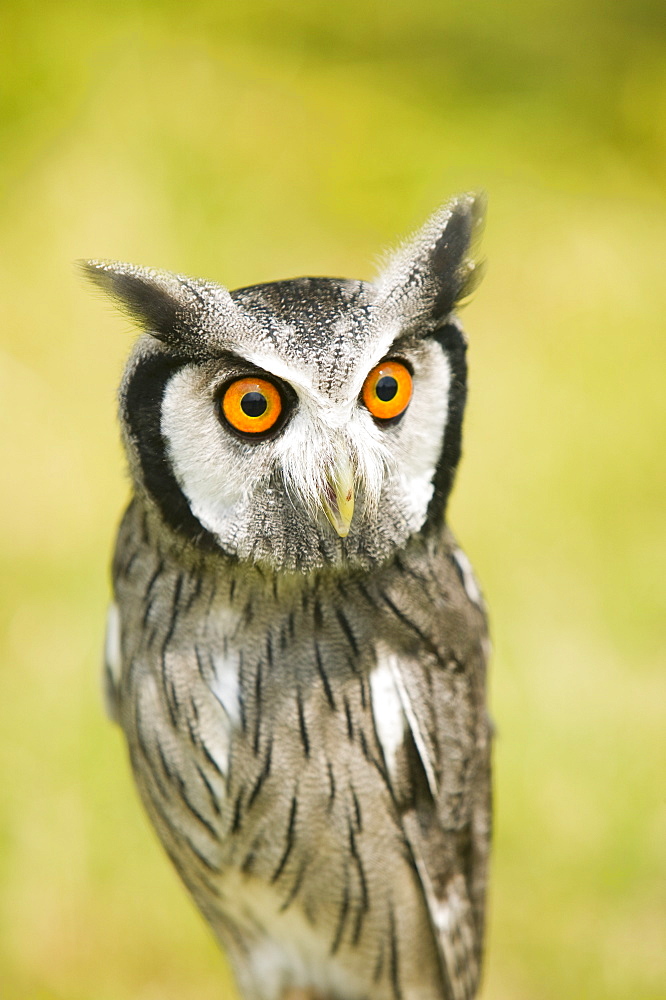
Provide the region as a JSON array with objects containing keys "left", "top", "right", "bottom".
[{"left": 84, "top": 193, "right": 491, "bottom": 1000}]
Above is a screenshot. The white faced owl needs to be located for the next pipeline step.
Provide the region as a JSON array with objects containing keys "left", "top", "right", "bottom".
[{"left": 84, "top": 193, "right": 491, "bottom": 1000}]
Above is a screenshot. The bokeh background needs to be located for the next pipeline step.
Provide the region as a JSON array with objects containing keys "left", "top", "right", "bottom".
[{"left": 1, "top": 2, "right": 665, "bottom": 998}]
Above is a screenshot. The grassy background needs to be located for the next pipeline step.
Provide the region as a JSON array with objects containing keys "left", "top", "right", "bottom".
[{"left": 1, "top": 2, "right": 665, "bottom": 998}]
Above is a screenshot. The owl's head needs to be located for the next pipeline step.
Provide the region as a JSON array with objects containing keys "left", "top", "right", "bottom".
[{"left": 84, "top": 194, "right": 483, "bottom": 572}]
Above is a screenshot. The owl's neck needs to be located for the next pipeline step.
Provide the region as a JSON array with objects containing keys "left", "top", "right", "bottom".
[{"left": 117, "top": 494, "right": 451, "bottom": 603}]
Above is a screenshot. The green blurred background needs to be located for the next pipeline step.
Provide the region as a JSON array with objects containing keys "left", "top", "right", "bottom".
[{"left": 1, "top": 2, "right": 664, "bottom": 998}]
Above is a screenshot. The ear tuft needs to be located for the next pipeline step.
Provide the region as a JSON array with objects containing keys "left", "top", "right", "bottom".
[
  {"left": 79, "top": 259, "right": 210, "bottom": 344},
  {"left": 375, "top": 192, "right": 486, "bottom": 325}
]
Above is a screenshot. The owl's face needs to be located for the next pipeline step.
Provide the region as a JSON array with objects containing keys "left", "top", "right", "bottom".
[{"left": 85, "top": 195, "right": 483, "bottom": 572}]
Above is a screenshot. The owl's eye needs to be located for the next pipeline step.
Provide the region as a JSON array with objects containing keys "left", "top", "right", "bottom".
[
  {"left": 220, "top": 377, "right": 283, "bottom": 437},
  {"left": 362, "top": 360, "right": 413, "bottom": 422}
]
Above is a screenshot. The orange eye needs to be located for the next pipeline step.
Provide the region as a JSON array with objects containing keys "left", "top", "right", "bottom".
[
  {"left": 362, "top": 360, "right": 412, "bottom": 421},
  {"left": 221, "top": 377, "right": 283, "bottom": 436}
]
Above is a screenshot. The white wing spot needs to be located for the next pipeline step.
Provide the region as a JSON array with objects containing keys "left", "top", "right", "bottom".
[
  {"left": 452, "top": 548, "right": 484, "bottom": 609},
  {"left": 104, "top": 603, "right": 122, "bottom": 684},
  {"left": 369, "top": 657, "right": 406, "bottom": 785},
  {"left": 209, "top": 651, "right": 241, "bottom": 728},
  {"left": 386, "top": 655, "right": 439, "bottom": 798}
]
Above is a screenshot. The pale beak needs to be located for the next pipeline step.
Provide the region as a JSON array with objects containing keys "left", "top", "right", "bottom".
[{"left": 321, "top": 452, "right": 355, "bottom": 538}]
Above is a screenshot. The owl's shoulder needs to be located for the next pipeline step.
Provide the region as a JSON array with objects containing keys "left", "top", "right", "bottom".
[
  {"left": 377, "top": 526, "right": 488, "bottom": 649},
  {"left": 441, "top": 529, "right": 487, "bottom": 616}
]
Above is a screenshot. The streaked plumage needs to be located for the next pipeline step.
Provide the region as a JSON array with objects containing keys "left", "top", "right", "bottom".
[{"left": 85, "top": 193, "right": 492, "bottom": 1000}]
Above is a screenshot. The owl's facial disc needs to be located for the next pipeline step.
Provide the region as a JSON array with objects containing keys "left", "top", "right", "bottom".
[{"left": 155, "top": 329, "right": 455, "bottom": 571}]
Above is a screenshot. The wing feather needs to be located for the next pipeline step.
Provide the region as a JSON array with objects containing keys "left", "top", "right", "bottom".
[{"left": 370, "top": 537, "right": 492, "bottom": 1000}]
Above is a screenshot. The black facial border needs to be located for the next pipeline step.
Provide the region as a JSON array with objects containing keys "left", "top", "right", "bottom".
[
  {"left": 423, "top": 320, "right": 468, "bottom": 530},
  {"left": 122, "top": 353, "right": 221, "bottom": 552}
]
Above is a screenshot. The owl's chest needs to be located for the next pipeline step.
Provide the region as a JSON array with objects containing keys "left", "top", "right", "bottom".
[
  {"left": 119, "top": 562, "right": 392, "bottom": 837},
  {"left": 121, "top": 587, "right": 421, "bottom": 982},
  {"left": 113, "top": 540, "right": 481, "bottom": 1000},
  {"left": 117, "top": 541, "right": 472, "bottom": 847}
]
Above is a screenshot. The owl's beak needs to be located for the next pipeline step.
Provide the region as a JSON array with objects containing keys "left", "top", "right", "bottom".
[{"left": 322, "top": 453, "right": 355, "bottom": 538}]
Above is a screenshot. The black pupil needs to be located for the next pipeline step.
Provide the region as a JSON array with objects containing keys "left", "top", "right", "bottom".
[
  {"left": 376, "top": 375, "right": 398, "bottom": 402},
  {"left": 241, "top": 391, "right": 268, "bottom": 417}
]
